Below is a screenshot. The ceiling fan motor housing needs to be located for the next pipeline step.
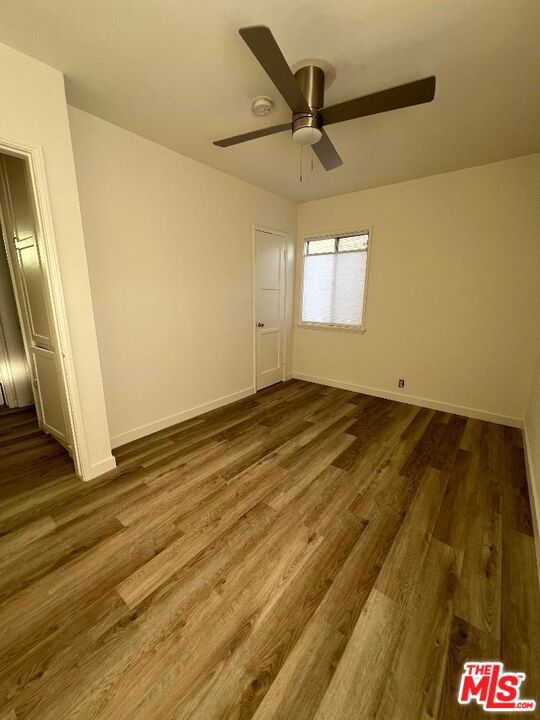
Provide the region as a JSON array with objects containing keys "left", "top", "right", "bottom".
[{"left": 292, "top": 65, "right": 325, "bottom": 145}]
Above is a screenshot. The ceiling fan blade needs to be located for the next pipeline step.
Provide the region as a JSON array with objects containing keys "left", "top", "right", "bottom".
[
  {"left": 213, "top": 123, "right": 290, "bottom": 147},
  {"left": 239, "top": 26, "right": 309, "bottom": 113},
  {"left": 321, "top": 76, "right": 436, "bottom": 126},
  {"left": 312, "top": 130, "right": 343, "bottom": 171}
]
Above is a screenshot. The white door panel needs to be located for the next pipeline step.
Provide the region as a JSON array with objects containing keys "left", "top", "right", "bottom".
[
  {"left": 255, "top": 229, "right": 285, "bottom": 391},
  {"left": 259, "top": 329, "right": 280, "bottom": 370},
  {"left": 32, "top": 347, "right": 69, "bottom": 443},
  {"left": 0, "top": 237, "right": 33, "bottom": 407},
  {"left": 260, "top": 287, "right": 280, "bottom": 326},
  {"left": 15, "top": 236, "right": 53, "bottom": 348}
]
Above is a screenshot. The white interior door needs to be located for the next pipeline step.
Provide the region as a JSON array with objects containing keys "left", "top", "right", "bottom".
[
  {"left": 0, "top": 236, "right": 33, "bottom": 407},
  {"left": 0, "top": 153, "right": 70, "bottom": 447},
  {"left": 255, "top": 228, "right": 285, "bottom": 391}
]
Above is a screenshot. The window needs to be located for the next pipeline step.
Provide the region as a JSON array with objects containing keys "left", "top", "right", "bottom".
[{"left": 301, "top": 232, "right": 369, "bottom": 329}]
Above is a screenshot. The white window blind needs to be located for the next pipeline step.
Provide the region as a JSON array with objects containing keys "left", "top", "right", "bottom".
[{"left": 301, "top": 233, "right": 369, "bottom": 328}]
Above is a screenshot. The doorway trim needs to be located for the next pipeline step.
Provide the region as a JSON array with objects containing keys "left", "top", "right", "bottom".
[
  {"left": 0, "top": 133, "right": 91, "bottom": 479},
  {"left": 251, "top": 225, "right": 288, "bottom": 392}
]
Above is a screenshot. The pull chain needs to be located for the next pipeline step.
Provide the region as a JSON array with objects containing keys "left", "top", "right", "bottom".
[{"left": 299, "top": 145, "right": 303, "bottom": 183}]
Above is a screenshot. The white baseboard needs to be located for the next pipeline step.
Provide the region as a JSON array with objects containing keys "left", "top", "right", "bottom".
[
  {"left": 81, "top": 455, "right": 117, "bottom": 481},
  {"left": 522, "top": 421, "right": 540, "bottom": 584},
  {"left": 110, "top": 386, "right": 255, "bottom": 449},
  {"left": 292, "top": 372, "right": 522, "bottom": 427}
]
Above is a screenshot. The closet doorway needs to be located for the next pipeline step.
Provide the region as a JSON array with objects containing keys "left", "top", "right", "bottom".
[{"left": 0, "top": 151, "right": 72, "bottom": 455}]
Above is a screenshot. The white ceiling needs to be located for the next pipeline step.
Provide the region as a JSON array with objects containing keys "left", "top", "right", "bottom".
[{"left": 1, "top": 0, "right": 539, "bottom": 202}]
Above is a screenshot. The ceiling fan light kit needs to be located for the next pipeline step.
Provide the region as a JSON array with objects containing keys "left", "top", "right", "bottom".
[
  {"left": 292, "top": 125, "right": 322, "bottom": 146},
  {"left": 214, "top": 25, "right": 436, "bottom": 173}
]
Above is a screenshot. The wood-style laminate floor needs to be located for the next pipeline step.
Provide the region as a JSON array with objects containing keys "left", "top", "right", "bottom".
[{"left": 0, "top": 381, "right": 538, "bottom": 719}]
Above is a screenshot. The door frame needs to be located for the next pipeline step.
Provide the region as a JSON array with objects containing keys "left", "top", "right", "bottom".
[
  {"left": 251, "top": 225, "right": 288, "bottom": 392},
  {"left": 0, "top": 161, "right": 48, "bottom": 426},
  {"left": 0, "top": 134, "right": 89, "bottom": 478}
]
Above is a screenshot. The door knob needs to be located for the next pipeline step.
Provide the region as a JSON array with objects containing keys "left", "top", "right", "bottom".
[{"left": 257, "top": 322, "right": 264, "bottom": 327}]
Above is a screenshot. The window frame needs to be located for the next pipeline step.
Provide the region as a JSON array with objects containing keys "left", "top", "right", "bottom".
[{"left": 298, "top": 228, "right": 372, "bottom": 333}]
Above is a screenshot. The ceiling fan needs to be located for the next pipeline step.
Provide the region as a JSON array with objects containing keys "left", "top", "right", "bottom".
[{"left": 214, "top": 25, "right": 436, "bottom": 171}]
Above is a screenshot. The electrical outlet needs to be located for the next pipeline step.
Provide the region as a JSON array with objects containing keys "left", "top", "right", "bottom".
[{"left": 398, "top": 379, "right": 405, "bottom": 388}]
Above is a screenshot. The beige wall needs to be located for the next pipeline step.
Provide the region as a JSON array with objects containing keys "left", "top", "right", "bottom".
[
  {"left": 294, "top": 154, "right": 540, "bottom": 425},
  {"left": 0, "top": 42, "right": 114, "bottom": 478},
  {"left": 68, "top": 107, "right": 296, "bottom": 447}
]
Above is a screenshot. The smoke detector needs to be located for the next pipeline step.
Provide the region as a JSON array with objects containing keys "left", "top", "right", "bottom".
[{"left": 251, "top": 96, "right": 274, "bottom": 117}]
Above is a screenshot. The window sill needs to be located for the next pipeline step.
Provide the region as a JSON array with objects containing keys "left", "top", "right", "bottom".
[{"left": 296, "top": 322, "right": 366, "bottom": 334}]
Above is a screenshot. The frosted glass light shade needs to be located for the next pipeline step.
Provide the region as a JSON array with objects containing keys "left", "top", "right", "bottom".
[{"left": 292, "top": 126, "right": 322, "bottom": 146}]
